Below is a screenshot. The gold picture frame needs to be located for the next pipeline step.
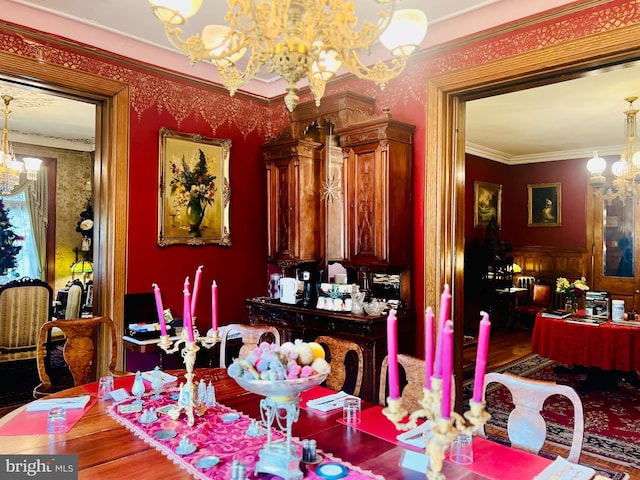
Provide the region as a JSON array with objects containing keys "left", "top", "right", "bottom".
[
  {"left": 527, "top": 182, "right": 561, "bottom": 227},
  {"left": 157, "top": 127, "right": 231, "bottom": 246},
  {"left": 473, "top": 181, "right": 502, "bottom": 229}
]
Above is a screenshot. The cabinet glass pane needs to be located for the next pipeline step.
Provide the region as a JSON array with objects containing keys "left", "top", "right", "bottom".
[{"left": 603, "top": 197, "right": 634, "bottom": 277}]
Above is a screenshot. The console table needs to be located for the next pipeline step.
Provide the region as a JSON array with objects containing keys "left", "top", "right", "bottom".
[{"left": 245, "top": 297, "right": 415, "bottom": 402}]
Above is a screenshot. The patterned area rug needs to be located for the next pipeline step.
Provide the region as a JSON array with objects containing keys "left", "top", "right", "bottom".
[{"left": 463, "top": 354, "right": 639, "bottom": 478}]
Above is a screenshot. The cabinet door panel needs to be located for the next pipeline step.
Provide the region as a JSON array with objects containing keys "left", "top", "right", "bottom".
[{"left": 349, "top": 146, "right": 385, "bottom": 261}]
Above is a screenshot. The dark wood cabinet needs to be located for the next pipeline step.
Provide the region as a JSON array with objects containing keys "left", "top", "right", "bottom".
[
  {"left": 337, "top": 116, "right": 414, "bottom": 267},
  {"left": 262, "top": 137, "right": 323, "bottom": 264},
  {"left": 245, "top": 297, "right": 414, "bottom": 402}
]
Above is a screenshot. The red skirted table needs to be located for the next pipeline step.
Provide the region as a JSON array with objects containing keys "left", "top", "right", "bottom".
[{"left": 532, "top": 313, "right": 640, "bottom": 371}]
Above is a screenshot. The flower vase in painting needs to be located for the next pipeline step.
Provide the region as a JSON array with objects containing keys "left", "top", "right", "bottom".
[{"left": 170, "top": 149, "right": 217, "bottom": 238}]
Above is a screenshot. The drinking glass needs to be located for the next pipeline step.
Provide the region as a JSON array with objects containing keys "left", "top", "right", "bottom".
[
  {"left": 47, "top": 406, "right": 68, "bottom": 433},
  {"left": 342, "top": 397, "right": 361, "bottom": 425},
  {"left": 448, "top": 433, "right": 473, "bottom": 465},
  {"left": 98, "top": 375, "right": 114, "bottom": 401}
]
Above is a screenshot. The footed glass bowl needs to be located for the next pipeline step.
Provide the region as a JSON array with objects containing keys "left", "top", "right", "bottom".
[{"left": 232, "top": 372, "right": 329, "bottom": 402}]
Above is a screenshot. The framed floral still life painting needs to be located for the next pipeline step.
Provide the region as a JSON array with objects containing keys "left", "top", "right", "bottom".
[
  {"left": 158, "top": 127, "right": 231, "bottom": 246},
  {"left": 528, "top": 182, "right": 561, "bottom": 227},
  {"left": 473, "top": 181, "right": 502, "bottom": 229}
]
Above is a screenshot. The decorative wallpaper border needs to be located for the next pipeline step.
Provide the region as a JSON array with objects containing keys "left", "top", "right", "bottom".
[{"left": 0, "top": 0, "right": 638, "bottom": 138}]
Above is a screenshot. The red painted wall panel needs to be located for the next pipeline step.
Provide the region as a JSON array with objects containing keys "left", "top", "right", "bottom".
[{"left": 466, "top": 154, "right": 587, "bottom": 249}]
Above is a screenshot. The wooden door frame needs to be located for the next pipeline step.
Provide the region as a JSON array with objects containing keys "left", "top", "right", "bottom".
[
  {"left": 0, "top": 50, "right": 129, "bottom": 372},
  {"left": 425, "top": 23, "right": 640, "bottom": 410}
]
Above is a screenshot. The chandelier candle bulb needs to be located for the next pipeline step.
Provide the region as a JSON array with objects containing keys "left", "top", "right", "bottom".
[
  {"left": 211, "top": 280, "right": 218, "bottom": 331},
  {"left": 386, "top": 309, "right": 400, "bottom": 400},
  {"left": 440, "top": 320, "right": 454, "bottom": 419},
  {"left": 472, "top": 312, "right": 491, "bottom": 403},
  {"left": 153, "top": 283, "right": 167, "bottom": 337},
  {"left": 433, "top": 284, "right": 451, "bottom": 379},
  {"left": 425, "top": 307, "right": 435, "bottom": 390},
  {"left": 191, "top": 265, "right": 203, "bottom": 318}
]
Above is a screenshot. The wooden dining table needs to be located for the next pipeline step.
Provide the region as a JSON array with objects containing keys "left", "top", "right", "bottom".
[{"left": 0, "top": 368, "right": 564, "bottom": 480}]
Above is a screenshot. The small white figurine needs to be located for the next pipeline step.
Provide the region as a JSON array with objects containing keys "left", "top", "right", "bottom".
[
  {"left": 151, "top": 366, "right": 163, "bottom": 399},
  {"left": 131, "top": 370, "right": 145, "bottom": 405}
]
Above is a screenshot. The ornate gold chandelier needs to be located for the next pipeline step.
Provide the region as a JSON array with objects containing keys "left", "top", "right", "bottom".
[
  {"left": 0, "top": 95, "right": 42, "bottom": 196},
  {"left": 148, "top": 0, "right": 428, "bottom": 112},
  {"left": 587, "top": 96, "right": 640, "bottom": 204}
]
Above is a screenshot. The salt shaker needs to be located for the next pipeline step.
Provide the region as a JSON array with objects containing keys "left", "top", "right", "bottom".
[
  {"left": 206, "top": 381, "right": 216, "bottom": 407},
  {"left": 309, "top": 439, "right": 317, "bottom": 462},
  {"left": 197, "top": 379, "right": 207, "bottom": 405}
]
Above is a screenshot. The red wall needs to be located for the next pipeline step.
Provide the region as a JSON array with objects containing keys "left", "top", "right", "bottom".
[
  {"left": 466, "top": 154, "right": 587, "bottom": 249},
  {"left": 126, "top": 78, "right": 270, "bottom": 330}
]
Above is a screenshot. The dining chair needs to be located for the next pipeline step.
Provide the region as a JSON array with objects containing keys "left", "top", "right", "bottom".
[
  {"left": 0, "top": 277, "right": 53, "bottom": 363},
  {"left": 379, "top": 353, "right": 426, "bottom": 414},
  {"left": 479, "top": 371, "right": 584, "bottom": 464},
  {"left": 513, "top": 283, "right": 552, "bottom": 328},
  {"left": 218, "top": 324, "right": 281, "bottom": 367},
  {"left": 314, "top": 336, "right": 364, "bottom": 396},
  {"left": 64, "top": 282, "right": 84, "bottom": 319},
  {"left": 33, "top": 316, "right": 122, "bottom": 398}
]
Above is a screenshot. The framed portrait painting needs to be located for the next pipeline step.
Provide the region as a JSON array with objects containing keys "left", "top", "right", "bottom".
[
  {"left": 473, "top": 181, "right": 502, "bottom": 229},
  {"left": 158, "top": 127, "right": 231, "bottom": 246},
  {"left": 528, "top": 182, "right": 561, "bottom": 227}
]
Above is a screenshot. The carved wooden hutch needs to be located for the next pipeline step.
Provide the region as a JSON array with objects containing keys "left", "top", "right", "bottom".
[{"left": 252, "top": 93, "right": 417, "bottom": 401}]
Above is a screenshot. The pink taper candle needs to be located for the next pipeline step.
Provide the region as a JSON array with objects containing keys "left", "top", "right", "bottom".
[
  {"left": 386, "top": 309, "right": 400, "bottom": 400},
  {"left": 211, "top": 280, "right": 218, "bottom": 331},
  {"left": 152, "top": 283, "right": 167, "bottom": 336},
  {"left": 472, "top": 311, "right": 492, "bottom": 403},
  {"left": 433, "top": 284, "right": 451, "bottom": 378},
  {"left": 440, "top": 320, "right": 454, "bottom": 419},
  {"left": 424, "top": 307, "right": 435, "bottom": 390},
  {"left": 183, "top": 277, "right": 194, "bottom": 343},
  {"left": 191, "top": 265, "right": 203, "bottom": 318}
]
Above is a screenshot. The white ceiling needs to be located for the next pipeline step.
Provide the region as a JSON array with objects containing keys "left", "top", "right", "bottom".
[{"left": 2, "top": 0, "right": 638, "bottom": 163}]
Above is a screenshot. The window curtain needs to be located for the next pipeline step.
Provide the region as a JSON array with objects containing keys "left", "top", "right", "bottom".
[
  {"left": 0, "top": 166, "right": 48, "bottom": 280},
  {"left": 26, "top": 165, "right": 49, "bottom": 277}
]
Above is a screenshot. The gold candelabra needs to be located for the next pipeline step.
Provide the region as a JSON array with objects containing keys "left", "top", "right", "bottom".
[
  {"left": 382, "top": 378, "right": 491, "bottom": 480},
  {"left": 157, "top": 324, "right": 219, "bottom": 426}
]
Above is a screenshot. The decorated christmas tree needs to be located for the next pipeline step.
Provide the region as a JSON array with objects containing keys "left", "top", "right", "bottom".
[{"left": 0, "top": 199, "right": 22, "bottom": 275}]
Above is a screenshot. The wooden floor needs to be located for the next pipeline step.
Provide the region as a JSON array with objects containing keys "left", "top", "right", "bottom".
[{"left": 464, "top": 326, "right": 534, "bottom": 372}]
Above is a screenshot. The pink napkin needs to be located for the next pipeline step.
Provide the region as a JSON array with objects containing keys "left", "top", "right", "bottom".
[{"left": 0, "top": 398, "right": 97, "bottom": 436}]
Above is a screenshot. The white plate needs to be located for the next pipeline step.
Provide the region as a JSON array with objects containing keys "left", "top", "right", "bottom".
[
  {"left": 221, "top": 413, "right": 240, "bottom": 423},
  {"left": 196, "top": 456, "right": 220, "bottom": 469},
  {"left": 153, "top": 429, "right": 177, "bottom": 440}
]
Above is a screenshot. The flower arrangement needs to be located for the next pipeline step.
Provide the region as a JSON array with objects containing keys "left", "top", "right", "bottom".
[
  {"left": 556, "top": 276, "right": 589, "bottom": 297},
  {"left": 169, "top": 149, "right": 217, "bottom": 210},
  {"left": 0, "top": 199, "right": 23, "bottom": 275}
]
